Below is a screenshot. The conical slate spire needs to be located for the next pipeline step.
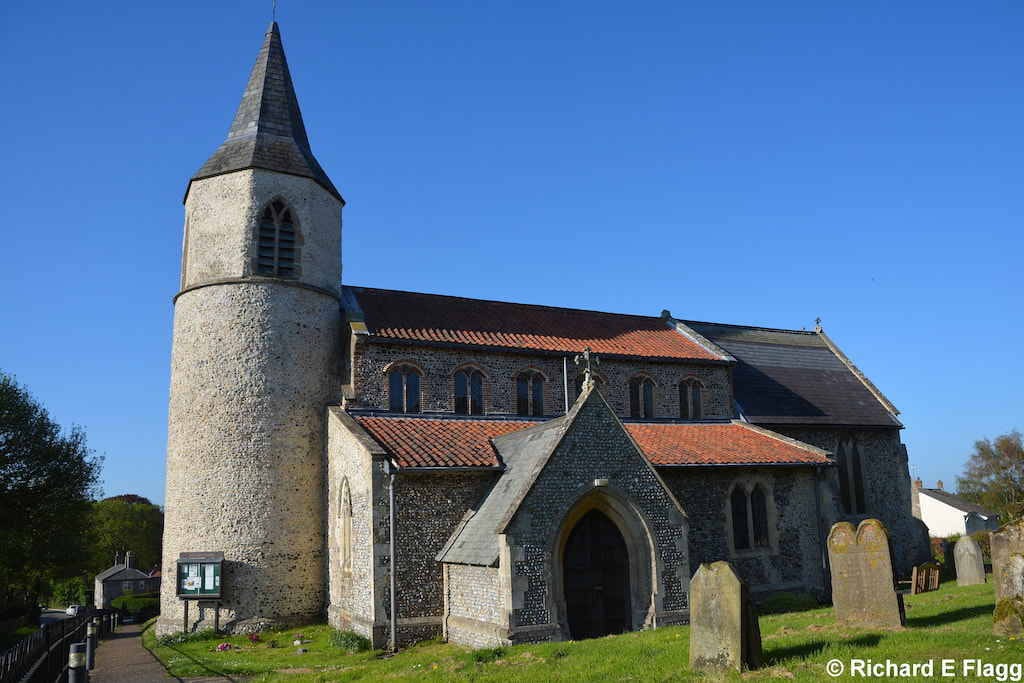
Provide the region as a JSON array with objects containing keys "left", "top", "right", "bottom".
[{"left": 191, "top": 22, "right": 342, "bottom": 202}]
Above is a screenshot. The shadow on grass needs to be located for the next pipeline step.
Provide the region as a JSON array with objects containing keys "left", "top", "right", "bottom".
[
  {"left": 905, "top": 604, "right": 993, "bottom": 628},
  {"left": 764, "top": 634, "right": 883, "bottom": 664},
  {"left": 150, "top": 642, "right": 250, "bottom": 682}
]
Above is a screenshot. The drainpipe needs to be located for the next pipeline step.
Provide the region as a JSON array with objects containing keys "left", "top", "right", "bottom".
[
  {"left": 563, "top": 356, "right": 570, "bottom": 414},
  {"left": 814, "top": 464, "right": 830, "bottom": 600},
  {"left": 383, "top": 459, "right": 398, "bottom": 652}
]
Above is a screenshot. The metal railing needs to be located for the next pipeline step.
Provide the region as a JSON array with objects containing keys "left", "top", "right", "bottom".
[{"left": 0, "top": 610, "right": 98, "bottom": 683}]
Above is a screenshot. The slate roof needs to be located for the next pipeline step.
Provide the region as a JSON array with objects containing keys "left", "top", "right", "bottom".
[
  {"left": 95, "top": 565, "right": 152, "bottom": 583},
  {"left": 919, "top": 488, "right": 999, "bottom": 518},
  {"left": 351, "top": 414, "right": 830, "bottom": 469},
  {"left": 347, "top": 287, "right": 725, "bottom": 361},
  {"left": 437, "top": 419, "right": 569, "bottom": 566},
  {"left": 682, "top": 321, "right": 901, "bottom": 428},
  {"left": 190, "top": 22, "right": 342, "bottom": 202}
]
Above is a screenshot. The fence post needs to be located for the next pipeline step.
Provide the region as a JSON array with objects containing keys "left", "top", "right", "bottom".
[
  {"left": 86, "top": 619, "right": 98, "bottom": 669},
  {"left": 68, "top": 642, "right": 87, "bottom": 683}
]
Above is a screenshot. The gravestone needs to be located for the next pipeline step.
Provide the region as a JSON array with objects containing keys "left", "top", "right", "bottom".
[
  {"left": 991, "top": 523, "right": 1024, "bottom": 636},
  {"left": 953, "top": 536, "right": 986, "bottom": 586},
  {"left": 827, "top": 519, "right": 905, "bottom": 628},
  {"left": 689, "top": 562, "right": 764, "bottom": 673}
]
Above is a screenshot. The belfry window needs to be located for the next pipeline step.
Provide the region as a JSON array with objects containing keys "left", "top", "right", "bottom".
[
  {"left": 454, "top": 368, "right": 485, "bottom": 415},
  {"left": 257, "top": 199, "right": 297, "bottom": 276},
  {"left": 389, "top": 365, "right": 421, "bottom": 413},
  {"left": 516, "top": 370, "right": 545, "bottom": 416},
  {"left": 679, "top": 377, "right": 703, "bottom": 420},
  {"left": 628, "top": 376, "right": 655, "bottom": 418}
]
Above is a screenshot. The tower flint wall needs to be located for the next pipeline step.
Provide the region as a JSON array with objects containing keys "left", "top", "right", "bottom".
[
  {"left": 159, "top": 170, "right": 343, "bottom": 635},
  {"left": 160, "top": 282, "right": 340, "bottom": 633}
]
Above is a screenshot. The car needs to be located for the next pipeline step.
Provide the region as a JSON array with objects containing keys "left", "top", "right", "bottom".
[{"left": 65, "top": 605, "right": 81, "bottom": 616}]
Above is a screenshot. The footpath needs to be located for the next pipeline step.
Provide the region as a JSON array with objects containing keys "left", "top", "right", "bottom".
[{"left": 89, "top": 622, "right": 249, "bottom": 683}]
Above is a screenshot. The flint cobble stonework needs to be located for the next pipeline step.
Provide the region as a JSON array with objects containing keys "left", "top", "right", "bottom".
[
  {"left": 770, "top": 426, "right": 928, "bottom": 573},
  {"left": 350, "top": 341, "right": 732, "bottom": 420},
  {"left": 662, "top": 467, "right": 828, "bottom": 600},
  {"left": 160, "top": 170, "right": 343, "bottom": 636}
]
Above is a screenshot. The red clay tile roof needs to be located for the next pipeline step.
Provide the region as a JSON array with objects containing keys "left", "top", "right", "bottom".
[
  {"left": 353, "top": 415, "right": 530, "bottom": 468},
  {"left": 625, "top": 422, "right": 830, "bottom": 466},
  {"left": 352, "top": 414, "right": 829, "bottom": 468},
  {"left": 350, "top": 287, "right": 723, "bottom": 361}
]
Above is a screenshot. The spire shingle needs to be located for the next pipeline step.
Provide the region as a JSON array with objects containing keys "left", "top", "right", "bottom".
[{"left": 191, "top": 22, "right": 342, "bottom": 202}]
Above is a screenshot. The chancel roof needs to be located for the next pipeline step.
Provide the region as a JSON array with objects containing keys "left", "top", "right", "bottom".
[
  {"left": 351, "top": 414, "right": 830, "bottom": 470},
  {"left": 190, "top": 22, "right": 342, "bottom": 201},
  {"left": 682, "top": 321, "right": 901, "bottom": 428},
  {"left": 347, "top": 287, "right": 724, "bottom": 361}
]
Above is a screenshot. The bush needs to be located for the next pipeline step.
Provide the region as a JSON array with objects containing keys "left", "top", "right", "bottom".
[
  {"left": 111, "top": 593, "right": 160, "bottom": 615},
  {"left": 328, "top": 629, "right": 372, "bottom": 653},
  {"left": 759, "top": 591, "right": 818, "bottom": 615}
]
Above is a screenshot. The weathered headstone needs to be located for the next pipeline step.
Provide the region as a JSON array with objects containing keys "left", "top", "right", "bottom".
[
  {"left": 953, "top": 536, "right": 986, "bottom": 586},
  {"left": 689, "top": 561, "right": 764, "bottom": 673},
  {"left": 991, "top": 523, "right": 1024, "bottom": 636},
  {"left": 827, "top": 519, "right": 905, "bottom": 628}
]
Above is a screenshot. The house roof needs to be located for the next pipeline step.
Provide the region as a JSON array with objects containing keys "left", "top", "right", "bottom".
[
  {"left": 95, "top": 566, "right": 152, "bottom": 583},
  {"left": 919, "top": 488, "right": 1000, "bottom": 518},
  {"left": 351, "top": 414, "right": 831, "bottom": 470},
  {"left": 346, "top": 287, "right": 725, "bottom": 361},
  {"left": 190, "top": 22, "right": 342, "bottom": 201},
  {"left": 682, "top": 321, "right": 901, "bottom": 428}
]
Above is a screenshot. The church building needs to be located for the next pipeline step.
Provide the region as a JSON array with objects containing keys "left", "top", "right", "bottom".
[{"left": 159, "top": 23, "right": 925, "bottom": 647}]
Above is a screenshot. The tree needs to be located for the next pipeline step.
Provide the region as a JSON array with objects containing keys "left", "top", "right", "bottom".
[
  {"left": 0, "top": 371, "right": 103, "bottom": 615},
  {"left": 89, "top": 495, "right": 163, "bottom": 574},
  {"left": 956, "top": 429, "right": 1024, "bottom": 524}
]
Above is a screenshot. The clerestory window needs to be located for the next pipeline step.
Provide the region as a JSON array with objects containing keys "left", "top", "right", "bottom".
[
  {"left": 454, "top": 368, "right": 485, "bottom": 415},
  {"left": 628, "top": 376, "right": 655, "bottom": 418},
  {"left": 257, "top": 199, "right": 297, "bottom": 277},
  {"left": 389, "top": 365, "right": 421, "bottom": 413},
  {"left": 516, "top": 370, "right": 545, "bottom": 416},
  {"left": 679, "top": 377, "right": 703, "bottom": 420}
]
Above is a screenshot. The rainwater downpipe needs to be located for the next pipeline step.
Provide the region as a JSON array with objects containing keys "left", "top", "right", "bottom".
[
  {"left": 563, "top": 356, "right": 570, "bottom": 414},
  {"left": 384, "top": 459, "right": 398, "bottom": 651}
]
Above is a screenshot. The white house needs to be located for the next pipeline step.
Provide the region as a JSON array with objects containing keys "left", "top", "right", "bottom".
[{"left": 913, "top": 479, "right": 1000, "bottom": 538}]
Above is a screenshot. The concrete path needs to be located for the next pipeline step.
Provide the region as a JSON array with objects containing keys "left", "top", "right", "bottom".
[{"left": 89, "top": 622, "right": 249, "bottom": 682}]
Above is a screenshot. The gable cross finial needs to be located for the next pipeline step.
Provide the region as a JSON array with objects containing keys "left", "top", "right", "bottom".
[{"left": 573, "top": 347, "right": 600, "bottom": 385}]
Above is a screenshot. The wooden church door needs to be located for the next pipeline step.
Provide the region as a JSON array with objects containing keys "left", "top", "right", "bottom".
[{"left": 563, "top": 509, "right": 632, "bottom": 639}]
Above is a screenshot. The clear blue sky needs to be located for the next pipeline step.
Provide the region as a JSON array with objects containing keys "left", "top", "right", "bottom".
[{"left": 1, "top": 2, "right": 1021, "bottom": 507}]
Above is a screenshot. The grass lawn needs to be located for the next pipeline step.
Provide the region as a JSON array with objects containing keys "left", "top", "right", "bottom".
[{"left": 142, "top": 578, "right": 1022, "bottom": 682}]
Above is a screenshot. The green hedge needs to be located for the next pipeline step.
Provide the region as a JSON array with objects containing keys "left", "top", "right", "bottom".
[{"left": 111, "top": 593, "right": 160, "bottom": 613}]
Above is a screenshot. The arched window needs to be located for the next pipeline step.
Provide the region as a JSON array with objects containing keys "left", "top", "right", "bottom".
[
  {"left": 257, "top": 199, "right": 297, "bottom": 277},
  {"left": 679, "top": 377, "right": 703, "bottom": 421},
  {"left": 516, "top": 370, "right": 545, "bottom": 416},
  {"left": 728, "top": 482, "right": 776, "bottom": 554},
  {"left": 388, "top": 365, "right": 421, "bottom": 413},
  {"left": 836, "top": 438, "right": 868, "bottom": 515},
  {"left": 339, "top": 478, "right": 353, "bottom": 573},
  {"left": 628, "top": 376, "right": 655, "bottom": 418},
  {"left": 730, "top": 486, "right": 750, "bottom": 550},
  {"left": 454, "top": 368, "right": 485, "bottom": 415}
]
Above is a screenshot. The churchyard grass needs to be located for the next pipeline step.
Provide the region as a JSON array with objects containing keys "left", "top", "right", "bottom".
[{"left": 142, "top": 577, "right": 1021, "bottom": 681}]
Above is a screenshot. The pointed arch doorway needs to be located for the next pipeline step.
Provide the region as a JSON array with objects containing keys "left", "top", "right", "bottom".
[{"left": 562, "top": 508, "right": 632, "bottom": 639}]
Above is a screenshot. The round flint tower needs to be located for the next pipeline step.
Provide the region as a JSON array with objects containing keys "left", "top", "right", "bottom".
[{"left": 159, "top": 22, "right": 344, "bottom": 634}]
